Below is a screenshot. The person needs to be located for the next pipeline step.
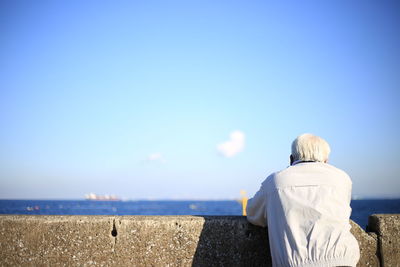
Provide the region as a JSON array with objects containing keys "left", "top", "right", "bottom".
[{"left": 246, "top": 133, "right": 360, "bottom": 267}]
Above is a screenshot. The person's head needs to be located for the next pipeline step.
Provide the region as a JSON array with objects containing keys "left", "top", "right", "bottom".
[{"left": 290, "top": 133, "right": 331, "bottom": 164}]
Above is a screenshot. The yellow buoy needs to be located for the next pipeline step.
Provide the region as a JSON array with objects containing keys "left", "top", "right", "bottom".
[{"left": 240, "top": 190, "right": 248, "bottom": 216}]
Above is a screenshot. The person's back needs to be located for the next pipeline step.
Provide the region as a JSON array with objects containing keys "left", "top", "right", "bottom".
[{"left": 246, "top": 134, "right": 360, "bottom": 267}]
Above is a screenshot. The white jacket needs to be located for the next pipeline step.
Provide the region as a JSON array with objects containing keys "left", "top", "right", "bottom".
[{"left": 246, "top": 162, "right": 360, "bottom": 267}]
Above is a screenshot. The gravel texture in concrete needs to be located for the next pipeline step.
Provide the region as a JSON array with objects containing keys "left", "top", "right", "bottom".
[
  {"left": 0, "top": 215, "right": 393, "bottom": 266},
  {"left": 368, "top": 214, "right": 400, "bottom": 267}
]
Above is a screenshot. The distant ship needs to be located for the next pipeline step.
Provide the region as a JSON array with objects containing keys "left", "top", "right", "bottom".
[{"left": 85, "top": 193, "right": 121, "bottom": 201}]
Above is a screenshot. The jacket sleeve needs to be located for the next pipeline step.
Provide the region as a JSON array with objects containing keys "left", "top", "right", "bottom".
[
  {"left": 348, "top": 183, "right": 352, "bottom": 204},
  {"left": 246, "top": 185, "right": 267, "bottom": 227}
]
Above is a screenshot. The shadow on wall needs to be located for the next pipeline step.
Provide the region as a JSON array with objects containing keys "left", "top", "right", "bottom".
[{"left": 191, "top": 216, "right": 272, "bottom": 267}]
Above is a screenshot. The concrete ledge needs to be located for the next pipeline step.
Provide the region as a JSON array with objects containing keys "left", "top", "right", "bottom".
[
  {"left": 368, "top": 214, "right": 400, "bottom": 267},
  {"left": 0, "top": 215, "right": 394, "bottom": 266}
]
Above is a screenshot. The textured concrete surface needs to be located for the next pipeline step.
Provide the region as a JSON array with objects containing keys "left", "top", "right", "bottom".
[
  {"left": 350, "top": 220, "right": 380, "bottom": 267},
  {"left": 368, "top": 214, "right": 400, "bottom": 267},
  {"left": 0, "top": 215, "right": 393, "bottom": 266},
  {"left": 115, "top": 216, "right": 270, "bottom": 266},
  {"left": 0, "top": 216, "right": 117, "bottom": 266}
]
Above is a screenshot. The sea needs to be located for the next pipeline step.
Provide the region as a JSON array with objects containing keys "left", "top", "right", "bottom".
[{"left": 0, "top": 199, "right": 399, "bottom": 230}]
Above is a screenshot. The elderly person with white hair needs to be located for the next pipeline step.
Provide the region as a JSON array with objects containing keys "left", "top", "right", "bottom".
[{"left": 247, "top": 134, "right": 360, "bottom": 267}]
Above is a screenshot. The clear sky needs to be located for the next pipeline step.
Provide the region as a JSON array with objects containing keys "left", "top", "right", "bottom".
[{"left": 1, "top": 0, "right": 399, "bottom": 200}]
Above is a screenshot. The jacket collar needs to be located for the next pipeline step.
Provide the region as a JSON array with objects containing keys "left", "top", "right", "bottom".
[{"left": 291, "top": 160, "right": 317, "bottom": 166}]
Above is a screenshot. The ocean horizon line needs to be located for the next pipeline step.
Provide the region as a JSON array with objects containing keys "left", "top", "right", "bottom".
[{"left": 1, "top": 196, "right": 400, "bottom": 201}]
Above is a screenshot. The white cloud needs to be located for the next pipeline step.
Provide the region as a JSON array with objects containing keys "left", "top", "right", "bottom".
[
  {"left": 217, "top": 130, "right": 245, "bottom": 158},
  {"left": 147, "top": 152, "right": 166, "bottom": 163}
]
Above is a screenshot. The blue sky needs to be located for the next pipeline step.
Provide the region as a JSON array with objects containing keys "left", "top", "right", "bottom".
[{"left": 1, "top": 0, "right": 399, "bottom": 199}]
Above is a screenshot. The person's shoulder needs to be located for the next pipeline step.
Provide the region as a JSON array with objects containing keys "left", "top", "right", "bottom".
[
  {"left": 324, "top": 163, "right": 349, "bottom": 175},
  {"left": 324, "top": 163, "right": 352, "bottom": 181},
  {"left": 260, "top": 167, "right": 291, "bottom": 188},
  {"left": 260, "top": 171, "right": 279, "bottom": 187},
  {"left": 274, "top": 165, "right": 294, "bottom": 177}
]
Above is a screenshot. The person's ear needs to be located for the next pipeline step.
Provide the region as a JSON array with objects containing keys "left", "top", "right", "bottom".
[{"left": 290, "top": 155, "right": 294, "bottom": 165}]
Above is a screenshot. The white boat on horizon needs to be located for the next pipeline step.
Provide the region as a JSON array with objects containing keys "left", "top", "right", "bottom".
[{"left": 84, "top": 193, "right": 121, "bottom": 201}]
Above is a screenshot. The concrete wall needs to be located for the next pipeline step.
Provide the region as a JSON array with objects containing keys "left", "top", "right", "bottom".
[{"left": 0, "top": 214, "right": 398, "bottom": 266}]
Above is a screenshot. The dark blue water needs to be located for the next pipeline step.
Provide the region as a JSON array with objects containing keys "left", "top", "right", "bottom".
[
  {"left": 0, "top": 200, "right": 242, "bottom": 216},
  {"left": 350, "top": 199, "right": 400, "bottom": 228},
  {"left": 0, "top": 199, "right": 399, "bottom": 229}
]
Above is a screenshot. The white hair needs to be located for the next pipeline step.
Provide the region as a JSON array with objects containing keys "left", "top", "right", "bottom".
[{"left": 291, "top": 133, "right": 331, "bottom": 163}]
